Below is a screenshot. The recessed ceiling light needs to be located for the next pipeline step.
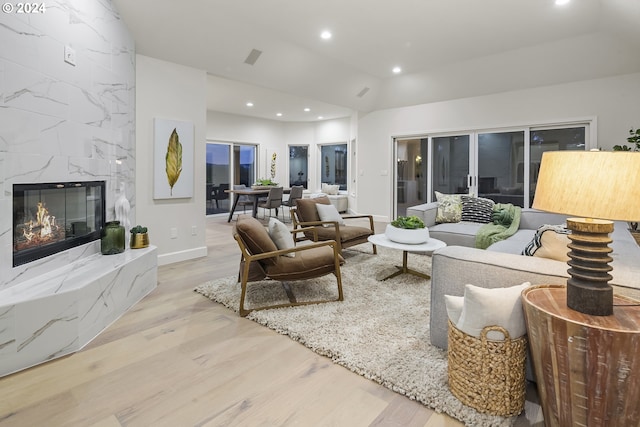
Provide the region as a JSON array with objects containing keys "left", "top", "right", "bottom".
[
  {"left": 320, "top": 30, "right": 332, "bottom": 40},
  {"left": 276, "top": 113, "right": 283, "bottom": 117},
  {"left": 555, "top": 0, "right": 570, "bottom": 5},
  {"left": 246, "top": 102, "right": 254, "bottom": 107},
  {"left": 317, "top": 116, "right": 324, "bottom": 120},
  {"left": 392, "top": 66, "right": 402, "bottom": 74},
  {"left": 303, "top": 107, "right": 310, "bottom": 112}
]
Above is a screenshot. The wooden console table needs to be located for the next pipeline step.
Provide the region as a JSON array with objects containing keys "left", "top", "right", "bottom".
[{"left": 522, "top": 285, "right": 640, "bottom": 427}]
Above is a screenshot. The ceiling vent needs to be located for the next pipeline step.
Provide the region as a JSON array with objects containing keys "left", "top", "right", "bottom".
[
  {"left": 356, "top": 87, "right": 370, "bottom": 98},
  {"left": 244, "top": 49, "right": 263, "bottom": 65}
]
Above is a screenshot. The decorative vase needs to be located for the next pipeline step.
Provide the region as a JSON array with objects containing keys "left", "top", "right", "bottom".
[
  {"left": 385, "top": 224, "right": 430, "bottom": 244},
  {"left": 130, "top": 232, "right": 150, "bottom": 249},
  {"left": 101, "top": 221, "right": 125, "bottom": 254}
]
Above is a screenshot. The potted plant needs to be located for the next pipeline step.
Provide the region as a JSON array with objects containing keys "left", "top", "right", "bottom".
[
  {"left": 385, "top": 215, "right": 430, "bottom": 244},
  {"left": 252, "top": 178, "right": 279, "bottom": 189},
  {"left": 130, "top": 225, "right": 149, "bottom": 249},
  {"left": 613, "top": 127, "right": 640, "bottom": 151}
]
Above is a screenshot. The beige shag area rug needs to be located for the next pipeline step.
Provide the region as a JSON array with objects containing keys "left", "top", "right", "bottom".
[{"left": 195, "top": 248, "right": 515, "bottom": 427}]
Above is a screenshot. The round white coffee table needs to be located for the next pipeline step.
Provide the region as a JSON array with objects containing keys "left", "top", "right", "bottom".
[{"left": 367, "top": 234, "right": 446, "bottom": 281}]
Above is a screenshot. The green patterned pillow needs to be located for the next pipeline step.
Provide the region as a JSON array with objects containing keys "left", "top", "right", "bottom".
[{"left": 435, "top": 191, "right": 462, "bottom": 223}]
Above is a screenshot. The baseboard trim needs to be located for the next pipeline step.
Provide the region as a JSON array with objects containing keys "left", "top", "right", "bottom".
[{"left": 158, "top": 246, "right": 208, "bottom": 266}]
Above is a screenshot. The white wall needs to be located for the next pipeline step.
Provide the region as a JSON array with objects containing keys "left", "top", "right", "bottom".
[
  {"left": 207, "top": 112, "right": 350, "bottom": 191},
  {"left": 0, "top": 0, "right": 135, "bottom": 290},
  {"left": 136, "top": 55, "right": 207, "bottom": 265},
  {"left": 357, "top": 72, "right": 640, "bottom": 221}
]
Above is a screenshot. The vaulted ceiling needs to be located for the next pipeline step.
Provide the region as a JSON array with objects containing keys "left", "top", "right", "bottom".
[{"left": 114, "top": 0, "right": 640, "bottom": 121}]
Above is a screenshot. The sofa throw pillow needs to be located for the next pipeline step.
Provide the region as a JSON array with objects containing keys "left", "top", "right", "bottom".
[
  {"left": 456, "top": 282, "right": 531, "bottom": 340},
  {"left": 522, "top": 224, "right": 571, "bottom": 262},
  {"left": 316, "top": 203, "right": 345, "bottom": 227},
  {"left": 321, "top": 183, "right": 340, "bottom": 195},
  {"left": 460, "top": 195, "right": 494, "bottom": 223},
  {"left": 445, "top": 295, "right": 464, "bottom": 325},
  {"left": 435, "top": 191, "right": 462, "bottom": 223},
  {"left": 268, "top": 218, "right": 295, "bottom": 257}
]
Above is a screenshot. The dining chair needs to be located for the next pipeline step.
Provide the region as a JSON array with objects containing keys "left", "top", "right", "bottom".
[
  {"left": 280, "top": 185, "right": 304, "bottom": 222},
  {"left": 232, "top": 184, "right": 254, "bottom": 219},
  {"left": 258, "top": 187, "right": 283, "bottom": 219},
  {"left": 212, "top": 183, "right": 229, "bottom": 209}
]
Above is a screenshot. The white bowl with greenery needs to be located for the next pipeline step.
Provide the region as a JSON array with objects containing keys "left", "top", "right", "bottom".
[{"left": 385, "top": 216, "right": 429, "bottom": 244}]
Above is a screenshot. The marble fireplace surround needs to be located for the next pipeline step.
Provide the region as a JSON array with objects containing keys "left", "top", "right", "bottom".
[{"left": 0, "top": 244, "right": 158, "bottom": 377}]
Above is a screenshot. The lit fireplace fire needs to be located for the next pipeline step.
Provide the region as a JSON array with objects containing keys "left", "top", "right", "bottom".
[
  {"left": 23, "top": 202, "right": 57, "bottom": 241},
  {"left": 14, "top": 201, "right": 65, "bottom": 252}
]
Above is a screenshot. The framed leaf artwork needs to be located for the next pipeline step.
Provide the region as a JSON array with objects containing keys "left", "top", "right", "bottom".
[{"left": 153, "top": 118, "right": 194, "bottom": 199}]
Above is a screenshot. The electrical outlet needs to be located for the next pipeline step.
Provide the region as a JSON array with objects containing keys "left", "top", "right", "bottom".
[
  {"left": 170, "top": 228, "right": 178, "bottom": 239},
  {"left": 191, "top": 226, "right": 197, "bottom": 236},
  {"left": 64, "top": 45, "right": 76, "bottom": 66}
]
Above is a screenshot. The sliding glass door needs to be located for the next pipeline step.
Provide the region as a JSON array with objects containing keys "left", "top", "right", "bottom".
[
  {"left": 395, "top": 135, "right": 468, "bottom": 217},
  {"left": 474, "top": 126, "right": 586, "bottom": 207},
  {"left": 475, "top": 130, "right": 525, "bottom": 206},
  {"left": 206, "top": 143, "right": 230, "bottom": 215},
  {"left": 206, "top": 142, "right": 256, "bottom": 216},
  {"left": 432, "top": 135, "right": 470, "bottom": 199},
  {"left": 233, "top": 145, "right": 256, "bottom": 188},
  {"left": 394, "top": 121, "right": 590, "bottom": 215},
  {"left": 529, "top": 127, "right": 585, "bottom": 204}
]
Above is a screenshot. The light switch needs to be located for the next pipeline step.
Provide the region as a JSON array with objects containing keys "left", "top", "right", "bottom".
[{"left": 64, "top": 45, "right": 76, "bottom": 66}]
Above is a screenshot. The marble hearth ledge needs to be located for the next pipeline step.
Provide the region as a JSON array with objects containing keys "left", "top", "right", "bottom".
[{"left": 0, "top": 246, "right": 158, "bottom": 377}]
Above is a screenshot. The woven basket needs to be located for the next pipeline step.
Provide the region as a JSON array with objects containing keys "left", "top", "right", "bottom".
[{"left": 447, "top": 319, "right": 527, "bottom": 417}]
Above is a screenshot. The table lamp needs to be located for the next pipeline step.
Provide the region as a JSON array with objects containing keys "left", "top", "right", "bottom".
[{"left": 532, "top": 151, "right": 640, "bottom": 315}]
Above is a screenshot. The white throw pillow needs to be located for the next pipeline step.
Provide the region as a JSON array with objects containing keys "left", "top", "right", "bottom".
[
  {"left": 268, "top": 218, "right": 295, "bottom": 257},
  {"left": 316, "top": 203, "right": 345, "bottom": 227},
  {"left": 444, "top": 295, "right": 464, "bottom": 325},
  {"left": 456, "top": 282, "right": 531, "bottom": 340}
]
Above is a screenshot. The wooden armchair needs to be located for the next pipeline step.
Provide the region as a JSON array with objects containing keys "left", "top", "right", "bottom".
[
  {"left": 233, "top": 216, "right": 344, "bottom": 317},
  {"left": 291, "top": 196, "right": 377, "bottom": 255}
]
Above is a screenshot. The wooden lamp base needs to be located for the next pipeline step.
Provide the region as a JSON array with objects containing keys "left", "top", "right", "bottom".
[{"left": 565, "top": 218, "right": 614, "bottom": 316}]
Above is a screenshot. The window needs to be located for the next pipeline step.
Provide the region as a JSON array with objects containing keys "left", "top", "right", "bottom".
[
  {"left": 289, "top": 145, "right": 308, "bottom": 188},
  {"left": 319, "top": 144, "right": 348, "bottom": 190}
]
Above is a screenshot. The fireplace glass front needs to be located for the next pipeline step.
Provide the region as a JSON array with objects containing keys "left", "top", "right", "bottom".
[{"left": 13, "top": 181, "right": 106, "bottom": 267}]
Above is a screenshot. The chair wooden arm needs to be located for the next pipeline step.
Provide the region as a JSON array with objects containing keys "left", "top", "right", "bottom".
[
  {"left": 341, "top": 214, "right": 375, "bottom": 232},
  {"left": 290, "top": 226, "right": 318, "bottom": 241}
]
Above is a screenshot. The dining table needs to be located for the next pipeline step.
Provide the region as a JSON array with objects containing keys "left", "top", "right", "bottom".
[{"left": 225, "top": 187, "right": 290, "bottom": 222}]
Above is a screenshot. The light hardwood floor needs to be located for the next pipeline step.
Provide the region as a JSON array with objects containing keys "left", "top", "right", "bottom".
[{"left": 0, "top": 215, "right": 540, "bottom": 427}]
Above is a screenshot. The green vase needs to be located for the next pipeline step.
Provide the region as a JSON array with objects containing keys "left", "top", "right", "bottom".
[{"left": 101, "top": 221, "right": 125, "bottom": 255}]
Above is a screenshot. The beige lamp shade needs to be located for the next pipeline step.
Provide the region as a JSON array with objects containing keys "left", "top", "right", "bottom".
[{"left": 533, "top": 151, "right": 640, "bottom": 222}]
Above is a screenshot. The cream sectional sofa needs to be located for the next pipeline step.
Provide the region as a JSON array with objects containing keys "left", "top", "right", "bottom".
[{"left": 407, "top": 201, "right": 640, "bottom": 350}]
